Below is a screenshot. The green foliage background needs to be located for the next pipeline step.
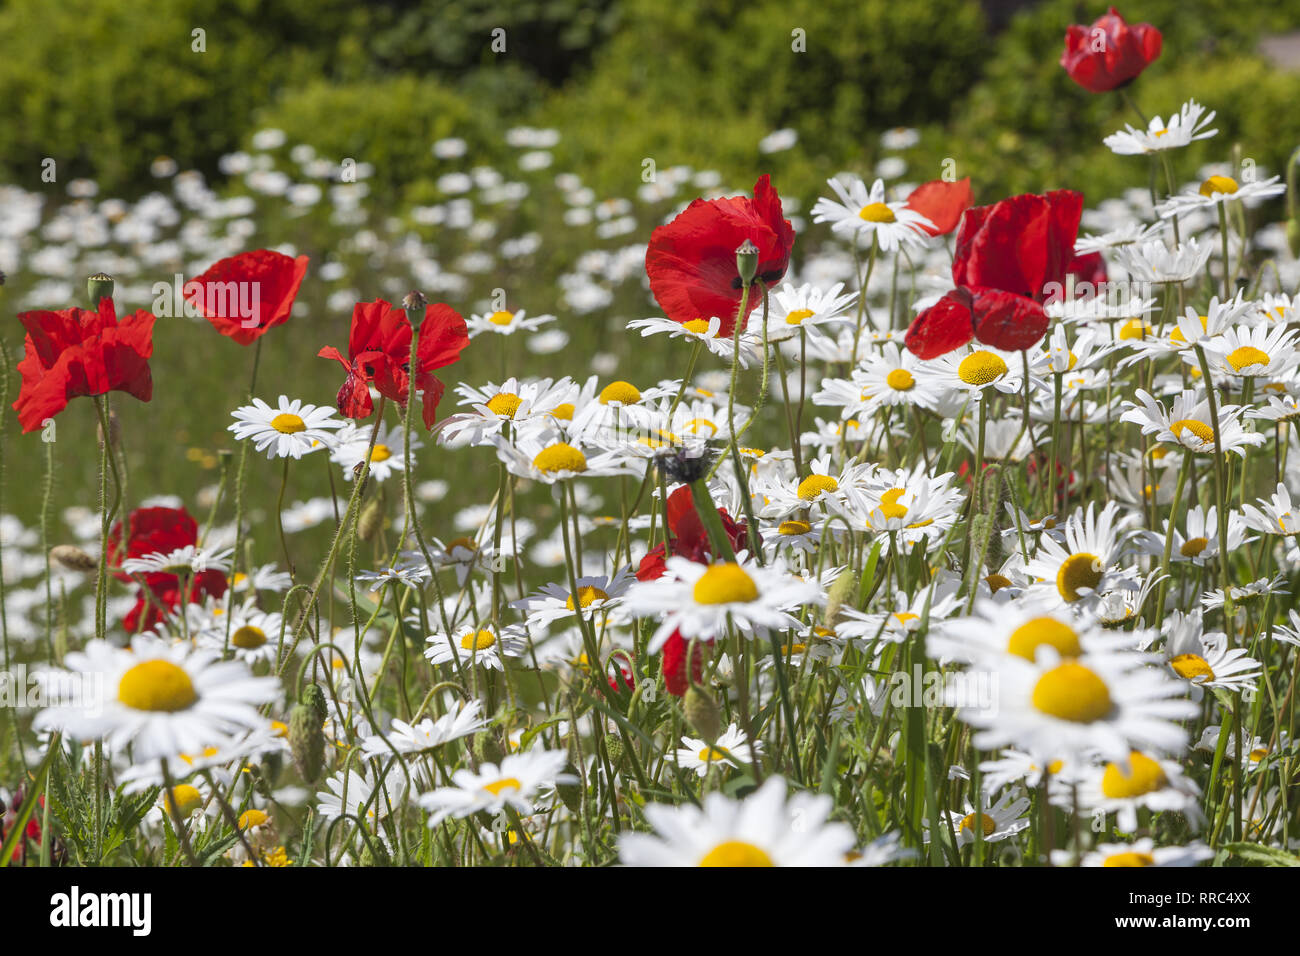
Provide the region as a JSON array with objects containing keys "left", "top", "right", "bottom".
[{"left": 3, "top": 0, "right": 1299, "bottom": 205}]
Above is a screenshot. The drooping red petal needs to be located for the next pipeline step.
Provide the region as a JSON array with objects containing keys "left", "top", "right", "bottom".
[
  {"left": 904, "top": 289, "right": 976, "bottom": 359},
  {"left": 905, "top": 178, "right": 973, "bottom": 237},
  {"left": 971, "top": 289, "right": 1050, "bottom": 352}
]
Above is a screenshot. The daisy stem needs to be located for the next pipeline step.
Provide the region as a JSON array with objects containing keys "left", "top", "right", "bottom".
[
  {"left": 276, "top": 456, "right": 295, "bottom": 578},
  {"left": 1193, "top": 344, "right": 1234, "bottom": 642},
  {"left": 1152, "top": 451, "right": 1192, "bottom": 625},
  {"left": 1217, "top": 203, "right": 1232, "bottom": 300}
]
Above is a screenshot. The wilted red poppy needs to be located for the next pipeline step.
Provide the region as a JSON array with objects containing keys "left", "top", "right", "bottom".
[
  {"left": 319, "top": 298, "right": 470, "bottom": 429},
  {"left": 1061, "top": 6, "right": 1161, "bottom": 94},
  {"left": 645, "top": 174, "right": 795, "bottom": 337},
  {"left": 186, "top": 249, "right": 309, "bottom": 346},
  {"left": 12, "top": 298, "right": 155, "bottom": 433},
  {"left": 661, "top": 629, "right": 705, "bottom": 697},
  {"left": 904, "top": 178, "right": 973, "bottom": 237},
  {"left": 107, "top": 506, "right": 226, "bottom": 632},
  {"left": 953, "top": 190, "right": 1083, "bottom": 303},
  {"left": 905, "top": 287, "right": 1049, "bottom": 359}
]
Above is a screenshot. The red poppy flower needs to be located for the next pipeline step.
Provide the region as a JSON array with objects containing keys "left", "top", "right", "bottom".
[
  {"left": 186, "top": 249, "right": 309, "bottom": 346},
  {"left": 661, "top": 629, "right": 705, "bottom": 697},
  {"left": 1061, "top": 7, "right": 1161, "bottom": 94},
  {"left": 904, "top": 178, "right": 973, "bottom": 237},
  {"left": 645, "top": 174, "right": 795, "bottom": 337},
  {"left": 318, "top": 299, "right": 470, "bottom": 429},
  {"left": 636, "top": 485, "right": 753, "bottom": 581},
  {"left": 953, "top": 190, "right": 1083, "bottom": 303},
  {"left": 12, "top": 298, "right": 155, "bottom": 433},
  {"left": 905, "top": 287, "right": 1049, "bottom": 359},
  {"left": 108, "top": 506, "right": 226, "bottom": 632}
]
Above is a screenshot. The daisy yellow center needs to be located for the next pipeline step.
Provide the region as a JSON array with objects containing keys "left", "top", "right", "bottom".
[
  {"left": 1031, "top": 661, "right": 1113, "bottom": 723},
  {"left": 461, "top": 629, "right": 497, "bottom": 651},
  {"left": 859, "top": 203, "right": 896, "bottom": 224},
  {"left": 986, "top": 573, "right": 1013, "bottom": 593},
  {"left": 447, "top": 536, "right": 477, "bottom": 552},
  {"left": 1104, "top": 852, "right": 1156, "bottom": 867},
  {"left": 1170, "top": 419, "right": 1214, "bottom": 444},
  {"left": 549, "top": 403, "right": 575, "bottom": 421},
  {"left": 1169, "top": 653, "right": 1215, "bottom": 682},
  {"left": 1199, "top": 175, "right": 1238, "bottom": 197},
  {"left": 1101, "top": 752, "right": 1169, "bottom": 799},
  {"left": 1180, "top": 537, "right": 1208, "bottom": 558},
  {"left": 1007, "top": 617, "right": 1081, "bottom": 661},
  {"left": 1170, "top": 315, "right": 1208, "bottom": 344},
  {"left": 886, "top": 368, "right": 915, "bottom": 391},
  {"left": 957, "top": 351, "right": 1008, "bottom": 386},
  {"left": 231, "top": 625, "right": 267, "bottom": 649},
  {"left": 684, "top": 418, "right": 717, "bottom": 436},
  {"left": 683, "top": 318, "right": 711, "bottom": 333},
  {"left": 778, "top": 520, "right": 811, "bottom": 536},
  {"left": 785, "top": 308, "right": 816, "bottom": 326},
  {"left": 1066, "top": 351, "right": 1079, "bottom": 370},
  {"left": 487, "top": 392, "right": 523, "bottom": 418},
  {"left": 483, "top": 777, "right": 522, "bottom": 796},
  {"left": 797, "top": 474, "right": 838, "bottom": 500},
  {"left": 1056, "top": 552, "right": 1102, "bottom": 602},
  {"left": 488, "top": 310, "right": 515, "bottom": 326},
  {"left": 239, "top": 809, "right": 269, "bottom": 829},
  {"left": 118, "top": 659, "right": 197, "bottom": 713},
  {"left": 164, "top": 784, "right": 203, "bottom": 817},
  {"left": 1249, "top": 747, "right": 1268, "bottom": 763},
  {"left": 693, "top": 562, "right": 759, "bottom": 605},
  {"left": 566, "top": 586, "right": 609, "bottom": 609},
  {"left": 533, "top": 443, "right": 587, "bottom": 474},
  {"left": 599, "top": 381, "right": 641, "bottom": 405},
  {"left": 369, "top": 444, "right": 391, "bottom": 463},
  {"left": 879, "top": 487, "right": 909, "bottom": 520},
  {"left": 271, "top": 720, "right": 288, "bottom": 737},
  {"left": 1226, "top": 345, "right": 1269, "bottom": 371},
  {"left": 270, "top": 413, "right": 306, "bottom": 434},
  {"left": 894, "top": 612, "right": 919, "bottom": 626},
  {"left": 959, "top": 812, "right": 996, "bottom": 838},
  {"left": 697, "top": 746, "right": 729, "bottom": 762},
  {"left": 1119, "top": 319, "right": 1149, "bottom": 340},
  {"left": 699, "top": 840, "right": 775, "bottom": 867}
]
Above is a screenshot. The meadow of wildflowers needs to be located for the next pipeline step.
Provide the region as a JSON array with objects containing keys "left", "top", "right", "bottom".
[{"left": 1, "top": 4, "right": 1299, "bottom": 890}]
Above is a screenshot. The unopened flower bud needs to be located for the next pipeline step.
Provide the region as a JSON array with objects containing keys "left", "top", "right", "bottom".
[
  {"left": 604, "top": 734, "right": 625, "bottom": 768},
  {"left": 402, "top": 290, "right": 428, "bottom": 329},
  {"left": 87, "top": 272, "right": 114, "bottom": 309},
  {"left": 736, "top": 239, "right": 759, "bottom": 286},
  {"left": 684, "top": 685, "right": 721, "bottom": 743},
  {"left": 50, "top": 544, "right": 97, "bottom": 572},
  {"left": 289, "top": 698, "right": 326, "bottom": 782},
  {"left": 473, "top": 731, "right": 505, "bottom": 766},
  {"left": 358, "top": 497, "right": 384, "bottom": 541},
  {"left": 556, "top": 763, "right": 583, "bottom": 812}
]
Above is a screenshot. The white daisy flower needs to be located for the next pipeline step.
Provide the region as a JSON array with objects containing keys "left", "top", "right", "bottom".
[
  {"left": 33, "top": 636, "right": 279, "bottom": 760},
  {"left": 228, "top": 395, "right": 344, "bottom": 460},
  {"left": 1156, "top": 173, "right": 1285, "bottom": 219},
  {"left": 618, "top": 775, "right": 855, "bottom": 866},
  {"left": 1103, "top": 100, "right": 1217, "bottom": 155},
  {"left": 418, "top": 747, "right": 571, "bottom": 825},
  {"left": 811, "top": 175, "right": 933, "bottom": 252},
  {"left": 465, "top": 308, "right": 556, "bottom": 337},
  {"left": 675, "top": 723, "right": 762, "bottom": 777},
  {"left": 1121, "top": 388, "right": 1264, "bottom": 457}
]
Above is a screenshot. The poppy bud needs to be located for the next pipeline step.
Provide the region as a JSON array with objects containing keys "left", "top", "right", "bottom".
[
  {"left": 556, "top": 763, "right": 583, "bottom": 812},
  {"left": 50, "top": 544, "right": 97, "bottom": 572},
  {"left": 289, "top": 698, "right": 326, "bottom": 782},
  {"left": 824, "top": 567, "right": 856, "bottom": 625},
  {"left": 301, "top": 683, "right": 328, "bottom": 723},
  {"left": 473, "top": 731, "right": 505, "bottom": 765},
  {"left": 87, "top": 272, "right": 114, "bottom": 308},
  {"left": 604, "top": 734, "right": 625, "bottom": 768},
  {"left": 358, "top": 497, "right": 384, "bottom": 541},
  {"left": 402, "top": 290, "right": 428, "bottom": 329},
  {"left": 684, "top": 685, "right": 721, "bottom": 743},
  {"left": 735, "top": 239, "right": 759, "bottom": 286}
]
